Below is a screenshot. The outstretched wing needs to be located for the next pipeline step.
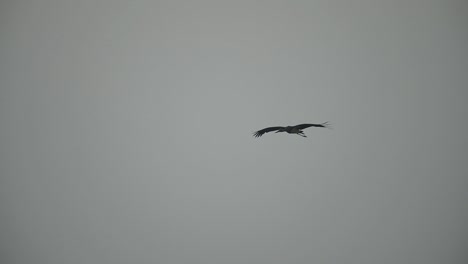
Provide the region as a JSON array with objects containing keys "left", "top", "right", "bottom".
[
  {"left": 253, "top": 126, "right": 284, "bottom": 137},
  {"left": 294, "top": 122, "right": 331, "bottom": 130}
]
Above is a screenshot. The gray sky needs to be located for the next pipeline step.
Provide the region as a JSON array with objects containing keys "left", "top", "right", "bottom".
[{"left": 1, "top": 1, "right": 468, "bottom": 263}]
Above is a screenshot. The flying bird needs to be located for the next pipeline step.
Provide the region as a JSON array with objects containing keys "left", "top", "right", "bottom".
[{"left": 253, "top": 122, "right": 330, "bottom": 138}]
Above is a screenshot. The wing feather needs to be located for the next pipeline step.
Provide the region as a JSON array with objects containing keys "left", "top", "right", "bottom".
[
  {"left": 253, "top": 126, "right": 284, "bottom": 137},
  {"left": 294, "top": 122, "right": 330, "bottom": 130}
]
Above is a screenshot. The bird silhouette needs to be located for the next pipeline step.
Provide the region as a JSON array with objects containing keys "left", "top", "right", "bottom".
[{"left": 253, "top": 122, "right": 330, "bottom": 138}]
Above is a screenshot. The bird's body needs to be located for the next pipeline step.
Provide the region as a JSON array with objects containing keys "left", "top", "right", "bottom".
[{"left": 253, "top": 122, "right": 330, "bottom": 138}]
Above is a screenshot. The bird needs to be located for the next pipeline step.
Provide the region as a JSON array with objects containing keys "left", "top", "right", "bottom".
[{"left": 253, "top": 122, "right": 330, "bottom": 138}]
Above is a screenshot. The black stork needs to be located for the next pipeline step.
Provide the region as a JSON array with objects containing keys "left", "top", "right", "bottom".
[{"left": 253, "top": 122, "right": 330, "bottom": 138}]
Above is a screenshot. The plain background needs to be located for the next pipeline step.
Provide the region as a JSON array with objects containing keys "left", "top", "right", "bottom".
[{"left": 1, "top": 1, "right": 467, "bottom": 263}]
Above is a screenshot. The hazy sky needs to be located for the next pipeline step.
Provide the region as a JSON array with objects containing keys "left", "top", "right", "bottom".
[{"left": 1, "top": 1, "right": 468, "bottom": 264}]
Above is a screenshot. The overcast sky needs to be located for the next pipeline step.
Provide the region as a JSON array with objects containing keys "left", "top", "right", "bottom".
[{"left": 1, "top": 1, "right": 468, "bottom": 264}]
